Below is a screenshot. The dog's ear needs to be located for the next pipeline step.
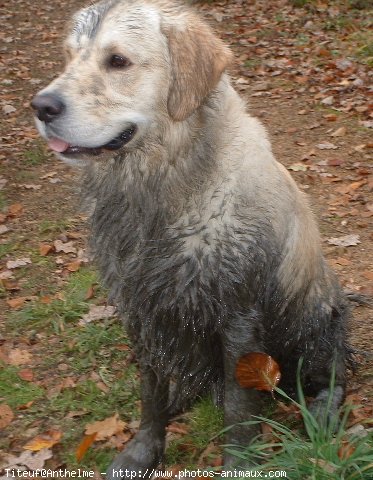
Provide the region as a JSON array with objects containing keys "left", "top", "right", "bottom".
[{"left": 164, "top": 16, "right": 232, "bottom": 121}]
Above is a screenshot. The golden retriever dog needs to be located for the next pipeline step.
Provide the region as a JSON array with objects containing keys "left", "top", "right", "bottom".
[{"left": 32, "top": 0, "right": 350, "bottom": 477}]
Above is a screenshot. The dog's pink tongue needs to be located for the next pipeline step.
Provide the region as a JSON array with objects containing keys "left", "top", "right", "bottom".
[{"left": 48, "top": 138, "right": 69, "bottom": 153}]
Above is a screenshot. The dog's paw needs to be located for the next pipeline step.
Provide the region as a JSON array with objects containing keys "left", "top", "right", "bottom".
[
  {"left": 106, "top": 430, "right": 164, "bottom": 480},
  {"left": 308, "top": 386, "right": 344, "bottom": 429}
]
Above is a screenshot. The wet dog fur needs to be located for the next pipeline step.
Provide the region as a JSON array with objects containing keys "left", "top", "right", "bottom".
[{"left": 32, "top": 0, "right": 351, "bottom": 477}]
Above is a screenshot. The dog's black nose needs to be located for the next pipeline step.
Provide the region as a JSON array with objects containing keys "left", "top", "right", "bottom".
[{"left": 31, "top": 94, "right": 65, "bottom": 123}]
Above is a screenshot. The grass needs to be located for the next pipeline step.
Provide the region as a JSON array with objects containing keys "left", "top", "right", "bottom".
[
  {"left": 0, "top": 243, "right": 13, "bottom": 260},
  {"left": 9, "top": 267, "right": 98, "bottom": 332},
  {"left": 165, "top": 397, "right": 223, "bottom": 468},
  {"left": 0, "top": 191, "right": 7, "bottom": 210},
  {"left": 39, "top": 219, "right": 73, "bottom": 234},
  {"left": 23, "top": 141, "right": 49, "bottom": 166},
  {"left": 225, "top": 369, "right": 373, "bottom": 479},
  {"left": 0, "top": 364, "right": 44, "bottom": 409},
  {"left": 2, "top": 263, "right": 141, "bottom": 471}
]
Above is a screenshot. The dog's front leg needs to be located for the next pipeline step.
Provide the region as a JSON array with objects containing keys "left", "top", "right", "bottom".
[
  {"left": 107, "top": 364, "right": 170, "bottom": 480},
  {"left": 222, "top": 317, "right": 265, "bottom": 469}
]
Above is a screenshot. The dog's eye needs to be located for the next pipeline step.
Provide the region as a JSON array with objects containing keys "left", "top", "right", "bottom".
[{"left": 109, "top": 55, "right": 132, "bottom": 69}]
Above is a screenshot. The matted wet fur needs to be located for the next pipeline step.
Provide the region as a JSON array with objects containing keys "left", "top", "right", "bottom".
[{"left": 32, "top": 0, "right": 351, "bottom": 477}]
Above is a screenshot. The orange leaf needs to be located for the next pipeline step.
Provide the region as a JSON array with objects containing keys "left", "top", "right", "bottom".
[
  {"left": 7, "top": 297, "right": 27, "bottom": 309},
  {"left": 24, "top": 429, "right": 62, "bottom": 451},
  {"left": 85, "top": 284, "right": 96, "bottom": 300},
  {"left": 338, "top": 440, "right": 355, "bottom": 460},
  {"left": 8, "top": 203, "right": 23, "bottom": 217},
  {"left": 362, "top": 271, "right": 373, "bottom": 281},
  {"left": 1, "top": 279, "right": 20, "bottom": 291},
  {"left": 235, "top": 352, "right": 281, "bottom": 392},
  {"left": 85, "top": 414, "right": 126, "bottom": 441},
  {"left": 66, "top": 260, "right": 81, "bottom": 272},
  {"left": 76, "top": 433, "right": 97, "bottom": 462},
  {"left": 18, "top": 369, "right": 34, "bottom": 382},
  {"left": 6, "top": 296, "right": 36, "bottom": 310},
  {"left": 0, "top": 404, "right": 14, "bottom": 429},
  {"left": 39, "top": 243, "right": 54, "bottom": 256},
  {"left": 167, "top": 422, "right": 189, "bottom": 435},
  {"left": 17, "top": 401, "right": 34, "bottom": 410}
]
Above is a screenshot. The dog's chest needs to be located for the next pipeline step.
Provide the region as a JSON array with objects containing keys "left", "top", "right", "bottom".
[{"left": 90, "top": 183, "right": 246, "bottom": 319}]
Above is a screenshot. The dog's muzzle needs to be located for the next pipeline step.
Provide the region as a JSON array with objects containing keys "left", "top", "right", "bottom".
[{"left": 31, "top": 93, "right": 137, "bottom": 156}]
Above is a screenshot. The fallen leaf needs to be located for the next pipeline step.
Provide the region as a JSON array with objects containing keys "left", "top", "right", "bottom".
[
  {"left": 330, "top": 127, "right": 347, "bottom": 137},
  {"left": 6, "top": 257, "right": 32, "bottom": 269},
  {"left": 18, "top": 369, "right": 34, "bottom": 382},
  {"left": 327, "top": 234, "right": 360, "bottom": 247},
  {"left": 335, "top": 257, "right": 352, "bottom": 266},
  {"left": 235, "top": 352, "right": 281, "bottom": 392},
  {"left": 17, "top": 401, "right": 34, "bottom": 410},
  {"left": 2, "top": 449, "right": 52, "bottom": 470},
  {"left": 288, "top": 163, "right": 308, "bottom": 172},
  {"left": 6, "top": 296, "right": 36, "bottom": 310},
  {"left": 167, "top": 422, "right": 189, "bottom": 435},
  {"left": 1, "top": 278, "right": 19, "bottom": 291},
  {"left": 24, "top": 429, "right": 62, "bottom": 451},
  {"left": 321, "top": 95, "right": 334, "bottom": 105},
  {"left": 0, "top": 404, "right": 14, "bottom": 429},
  {"left": 7, "top": 348, "right": 33, "bottom": 366},
  {"left": 8, "top": 203, "right": 23, "bottom": 216},
  {"left": 76, "top": 433, "right": 97, "bottom": 462},
  {"left": 79, "top": 305, "right": 116, "bottom": 326},
  {"left": 309, "top": 458, "right": 336, "bottom": 473},
  {"left": 327, "top": 158, "right": 344, "bottom": 166},
  {"left": 316, "top": 142, "right": 338, "bottom": 150},
  {"left": 85, "top": 413, "right": 126, "bottom": 441},
  {"left": 362, "top": 271, "right": 373, "bottom": 281},
  {"left": 338, "top": 440, "right": 355, "bottom": 460},
  {"left": 39, "top": 243, "right": 54, "bottom": 256},
  {"left": 2, "top": 104, "right": 16, "bottom": 114},
  {"left": 53, "top": 239, "right": 77, "bottom": 254},
  {"left": 66, "top": 260, "right": 81, "bottom": 272}
]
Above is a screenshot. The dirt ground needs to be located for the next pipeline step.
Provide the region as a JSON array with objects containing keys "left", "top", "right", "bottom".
[{"left": 0, "top": 0, "right": 372, "bottom": 473}]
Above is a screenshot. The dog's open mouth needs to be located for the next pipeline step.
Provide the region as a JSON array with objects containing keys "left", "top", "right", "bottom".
[{"left": 48, "top": 125, "right": 137, "bottom": 156}]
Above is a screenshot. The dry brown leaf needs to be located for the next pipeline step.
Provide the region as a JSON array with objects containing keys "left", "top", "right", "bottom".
[
  {"left": 79, "top": 305, "right": 116, "bottom": 326},
  {"left": 6, "top": 296, "right": 32, "bottom": 310},
  {"left": 1, "top": 278, "right": 20, "bottom": 291},
  {"left": 8, "top": 203, "right": 23, "bottom": 216},
  {"left": 335, "top": 257, "right": 352, "bottom": 266},
  {"left": 39, "top": 243, "right": 54, "bottom": 256},
  {"left": 235, "top": 352, "right": 281, "bottom": 392},
  {"left": 85, "top": 284, "right": 96, "bottom": 300},
  {"left": 330, "top": 127, "right": 347, "bottom": 137},
  {"left": 338, "top": 440, "right": 355, "bottom": 460},
  {"left": 76, "top": 433, "right": 97, "bottom": 462},
  {"left": 7, "top": 348, "right": 33, "bottom": 366},
  {"left": 362, "top": 271, "right": 373, "bottom": 281},
  {"left": 54, "top": 239, "right": 77, "bottom": 254},
  {"left": 2, "top": 449, "right": 52, "bottom": 470},
  {"left": 316, "top": 142, "right": 338, "bottom": 150},
  {"left": 327, "top": 234, "right": 360, "bottom": 247},
  {"left": 66, "top": 260, "right": 82, "bottom": 272},
  {"left": 167, "top": 422, "right": 189, "bottom": 435},
  {"left": 24, "top": 429, "right": 62, "bottom": 451},
  {"left": 6, "top": 257, "right": 32, "bottom": 269},
  {"left": 18, "top": 369, "right": 34, "bottom": 382},
  {"left": 85, "top": 413, "right": 126, "bottom": 441},
  {"left": 17, "top": 401, "right": 34, "bottom": 410},
  {"left": 0, "top": 403, "right": 14, "bottom": 429}
]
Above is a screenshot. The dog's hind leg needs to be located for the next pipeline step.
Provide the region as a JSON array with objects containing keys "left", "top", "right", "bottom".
[
  {"left": 106, "top": 365, "right": 170, "bottom": 480},
  {"left": 221, "top": 312, "right": 266, "bottom": 469}
]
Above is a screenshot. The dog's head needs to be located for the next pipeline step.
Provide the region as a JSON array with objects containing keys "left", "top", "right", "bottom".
[{"left": 31, "top": 0, "right": 231, "bottom": 163}]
